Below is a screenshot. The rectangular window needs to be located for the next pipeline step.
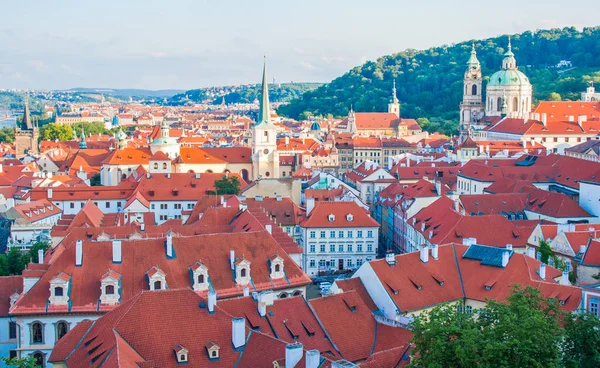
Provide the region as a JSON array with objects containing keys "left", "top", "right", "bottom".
[
  {"left": 309, "top": 259, "right": 315, "bottom": 268},
  {"left": 357, "top": 231, "right": 363, "bottom": 238},
  {"left": 330, "top": 245, "right": 335, "bottom": 253},
  {"left": 70, "top": 202, "right": 75, "bottom": 209},
  {"left": 9, "top": 321, "right": 17, "bottom": 339},
  {"left": 320, "top": 245, "right": 326, "bottom": 252},
  {"left": 117, "top": 202, "right": 122, "bottom": 208},
  {"left": 174, "top": 203, "right": 182, "bottom": 209},
  {"left": 357, "top": 244, "right": 363, "bottom": 252},
  {"left": 591, "top": 298, "right": 599, "bottom": 317},
  {"left": 339, "top": 231, "right": 344, "bottom": 238},
  {"left": 347, "top": 244, "right": 353, "bottom": 252},
  {"left": 347, "top": 231, "right": 352, "bottom": 238},
  {"left": 338, "top": 244, "right": 343, "bottom": 252},
  {"left": 310, "top": 245, "right": 315, "bottom": 253},
  {"left": 310, "top": 231, "right": 316, "bottom": 239},
  {"left": 367, "top": 244, "right": 373, "bottom": 252},
  {"left": 347, "top": 259, "right": 352, "bottom": 267},
  {"left": 320, "top": 231, "right": 326, "bottom": 238},
  {"left": 187, "top": 203, "right": 194, "bottom": 209},
  {"left": 9, "top": 350, "right": 16, "bottom": 359},
  {"left": 151, "top": 204, "right": 155, "bottom": 210},
  {"left": 367, "top": 231, "right": 373, "bottom": 238},
  {"left": 330, "top": 231, "right": 335, "bottom": 238},
  {"left": 357, "top": 259, "right": 363, "bottom": 267},
  {"left": 319, "top": 260, "right": 326, "bottom": 268},
  {"left": 105, "top": 202, "right": 110, "bottom": 208}
]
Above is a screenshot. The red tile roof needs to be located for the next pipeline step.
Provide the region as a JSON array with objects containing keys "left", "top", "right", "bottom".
[
  {"left": 581, "top": 239, "right": 600, "bottom": 266},
  {"left": 534, "top": 101, "right": 600, "bottom": 122},
  {"left": 0, "top": 276, "right": 22, "bottom": 317},
  {"left": 301, "top": 201, "right": 379, "bottom": 228}
]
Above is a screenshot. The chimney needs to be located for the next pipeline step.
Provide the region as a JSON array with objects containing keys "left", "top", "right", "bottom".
[
  {"left": 454, "top": 200, "right": 459, "bottom": 212},
  {"left": 580, "top": 245, "right": 587, "bottom": 255},
  {"left": 232, "top": 317, "right": 246, "bottom": 349},
  {"left": 420, "top": 245, "right": 429, "bottom": 263},
  {"left": 568, "top": 115, "right": 575, "bottom": 122},
  {"left": 385, "top": 250, "right": 396, "bottom": 266},
  {"left": 208, "top": 290, "right": 216, "bottom": 313},
  {"left": 276, "top": 195, "right": 282, "bottom": 202},
  {"left": 285, "top": 136, "right": 289, "bottom": 145},
  {"left": 265, "top": 224, "right": 272, "bottom": 234},
  {"left": 435, "top": 180, "right": 441, "bottom": 196},
  {"left": 147, "top": 172, "right": 151, "bottom": 179},
  {"left": 243, "top": 287, "right": 249, "bottom": 297},
  {"left": 506, "top": 244, "right": 513, "bottom": 251},
  {"left": 285, "top": 343, "right": 304, "bottom": 368},
  {"left": 195, "top": 172, "right": 201, "bottom": 179},
  {"left": 48, "top": 188, "right": 53, "bottom": 199},
  {"left": 38, "top": 249, "right": 44, "bottom": 264},
  {"left": 112, "top": 240, "right": 122, "bottom": 263},
  {"left": 75, "top": 240, "right": 83, "bottom": 266},
  {"left": 167, "top": 173, "right": 171, "bottom": 179},
  {"left": 431, "top": 244, "right": 439, "bottom": 260},
  {"left": 561, "top": 271, "right": 570, "bottom": 285},
  {"left": 140, "top": 222, "right": 145, "bottom": 231},
  {"left": 527, "top": 246, "right": 536, "bottom": 259},
  {"left": 578, "top": 115, "right": 587, "bottom": 127},
  {"left": 306, "top": 197, "right": 315, "bottom": 215},
  {"left": 166, "top": 233, "right": 173, "bottom": 258},
  {"left": 502, "top": 250, "right": 510, "bottom": 268},
  {"left": 541, "top": 113, "right": 547, "bottom": 126},
  {"left": 230, "top": 250, "right": 235, "bottom": 270},
  {"left": 305, "top": 350, "right": 320, "bottom": 368},
  {"left": 539, "top": 263, "right": 546, "bottom": 280},
  {"left": 420, "top": 223, "right": 425, "bottom": 232},
  {"left": 257, "top": 290, "right": 274, "bottom": 317}
]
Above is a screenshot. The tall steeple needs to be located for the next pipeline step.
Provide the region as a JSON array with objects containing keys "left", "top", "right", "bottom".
[
  {"left": 255, "top": 57, "right": 273, "bottom": 127},
  {"left": 391, "top": 80, "right": 399, "bottom": 104},
  {"left": 388, "top": 80, "right": 400, "bottom": 118},
  {"left": 22, "top": 98, "right": 33, "bottom": 130},
  {"left": 502, "top": 36, "right": 517, "bottom": 70},
  {"left": 79, "top": 126, "right": 87, "bottom": 149}
]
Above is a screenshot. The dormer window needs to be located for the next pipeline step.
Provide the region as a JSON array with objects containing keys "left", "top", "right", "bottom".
[
  {"left": 205, "top": 342, "right": 220, "bottom": 361},
  {"left": 100, "top": 270, "right": 121, "bottom": 305},
  {"left": 49, "top": 272, "right": 71, "bottom": 306},
  {"left": 328, "top": 214, "right": 335, "bottom": 222},
  {"left": 235, "top": 258, "right": 251, "bottom": 285},
  {"left": 191, "top": 262, "right": 210, "bottom": 291},
  {"left": 269, "top": 255, "right": 284, "bottom": 279},
  {"left": 173, "top": 344, "right": 189, "bottom": 364},
  {"left": 147, "top": 266, "right": 167, "bottom": 291},
  {"left": 346, "top": 213, "right": 354, "bottom": 222},
  {"left": 10, "top": 292, "right": 19, "bottom": 307}
]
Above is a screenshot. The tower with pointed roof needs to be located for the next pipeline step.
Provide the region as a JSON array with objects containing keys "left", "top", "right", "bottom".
[
  {"left": 79, "top": 127, "right": 87, "bottom": 149},
  {"left": 485, "top": 36, "right": 532, "bottom": 118},
  {"left": 251, "top": 58, "right": 279, "bottom": 180},
  {"left": 388, "top": 80, "right": 400, "bottom": 118},
  {"left": 14, "top": 98, "right": 39, "bottom": 158},
  {"left": 459, "top": 42, "right": 484, "bottom": 142}
]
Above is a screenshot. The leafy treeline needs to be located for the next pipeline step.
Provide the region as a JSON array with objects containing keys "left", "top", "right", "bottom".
[
  {"left": 169, "top": 83, "right": 323, "bottom": 105},
  {"left": 39, "top": 122, "right": 113, "bottom": 142},
  {"left": 278, "top": 26, "right": 600, "bottom": 135},
  {"left": 410, "top": 286, "right": 600, "bottom": 368}
]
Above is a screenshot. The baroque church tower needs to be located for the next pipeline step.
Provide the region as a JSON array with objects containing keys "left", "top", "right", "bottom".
[
  {"left": 251, "top": 58, "right": 279, "bottom": 180},
  {"left": 388, "top": 80, "right": 400, "bottom": 118},
  {"left": 459, "top": 43, "right": 483, "bottom": 142}
]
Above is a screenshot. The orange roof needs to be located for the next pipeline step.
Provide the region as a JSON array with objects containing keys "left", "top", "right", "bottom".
[
  {"left": 534, "top": 101, "right": 600, "bottom": 122},
  {"left": 302, "top": 201, "right": 378, "bottom": 228}
]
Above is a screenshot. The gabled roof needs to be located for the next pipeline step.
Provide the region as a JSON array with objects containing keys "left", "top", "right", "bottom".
[
  {"left": 301, "top": 201, "right": 378, "bottom": 228},
  {"left": 0, "top": 276, "right": 22, "bottom": 317}
]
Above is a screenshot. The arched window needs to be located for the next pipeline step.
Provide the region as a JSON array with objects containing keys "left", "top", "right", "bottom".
[
  {"left": 54, "top": 287, "right": 64, "bottom": 297},
  {"left": 198, "top": 274, "right": 204, "bottom": 284},
  {"left": 205, "top": 169, "right": 213, "bottom": 173},
  {"left": 240, "top": 268, "right": 247, "bottom": 277},
  {"left": 471, "top": 84, "right": 477, "bottom": 96},
  {"left": 513, "top": 97, "right": 519, "bottom": 112},
  {"left": 105, "top": 285, "right": 115, "bottom": 295},
  {"left": 240, "top": 169, "right": 249, "bottom": 182},
  {"left": 56, "top": 321, "right": 69, "bottom": 341},
  {"left": 279, "top": 292, "right": 288, "bottom": 299},
  {"left": 497, "top": 97, "right": 503, "bottom": 112},
  {"left": 153, "top": 281, "right": 162, "bottom": 290},
  {"left": 153, "top": 163, "right": 158, "bottom": 169},
  {"left": 31, "top": 322, "right": 43, "bottom": 344},
  {"left": 292, "top": 290, "right": 302, "bottom": 297},
  {"left": 263, "top": 131, "right": 269, "bottom": 142},
  {"left": 32, "top": 352, "right": 45, "bottom": 367},
  {"left": 162, "top": 162, "right": 167, "bottom": 169},
  {"left": 275, "top": 264, "right": 280, "bottom": 272}
]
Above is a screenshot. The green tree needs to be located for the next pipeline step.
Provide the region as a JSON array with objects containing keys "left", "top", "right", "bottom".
[
  {"left": 213, "top": 175, "right": 241, "bottom": 195},
  {"left": 548, "top": 92, "right": 562, "bottom": 101},
  {"left": 1, "top": 356, "right": 39, "bottom": 368},
  {"left": 90, "top": 173, "right": 102, "bottom": 186},
  {"left": 39, "top": 123, "right": 73, "bottom": 141},
  {"left": 409, "top": 286, "right": 564, "bottom": 368},
  {"left": 0, "top": 127, "right": 15, "bottom": 143},
  {"left": 29, "top": 241, "right": 50, "bottom": 264},
  {"left": 0, "top": 254, "right": 8, "bottom": 276},
  {"left": 538, "top": 239, "right": 553, "bottom": 264},
  {"left": 562, "top": 312, "right": 600, "bottom": 368},
  {"left": 6, "top": 246, "right": 29, "bottom": 275}
]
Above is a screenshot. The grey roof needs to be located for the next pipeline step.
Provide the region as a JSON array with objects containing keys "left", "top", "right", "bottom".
[
  {"left": 463, "top": 244, "right": 513, "bottom": 268},
  {"left": 564, "top": 139, "right": 600, "bottom": 155}
]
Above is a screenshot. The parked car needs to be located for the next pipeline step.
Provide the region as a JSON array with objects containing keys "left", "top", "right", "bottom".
[{"left": 313, "top": 277, "right": 328, "bottom": 285}]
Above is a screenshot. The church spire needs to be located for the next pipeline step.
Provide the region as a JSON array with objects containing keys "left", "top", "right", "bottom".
[
  {"left": 255, "top": 56, "right": 272, "bottom": 127},
  {"left": 391, "top": 80, "right": 399, "bottom": 104},
  {"left": 22, "top": 98, "right": 32, "bottom": 130}
]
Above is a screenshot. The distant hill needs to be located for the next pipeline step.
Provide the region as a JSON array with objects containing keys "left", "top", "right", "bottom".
[
  {"left": 68, "top": 88, "right": 184, "bottom": 99},
  {"left": 277, "top": 26, "right": 600, "bottom": 135},
  {"left": 168, "top": 83, "right": 323, "bottom": 106}
]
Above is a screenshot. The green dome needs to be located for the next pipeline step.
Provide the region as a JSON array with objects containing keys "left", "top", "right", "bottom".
[{"left": 487, "top": 69, "right": 529, "bottom": 86}]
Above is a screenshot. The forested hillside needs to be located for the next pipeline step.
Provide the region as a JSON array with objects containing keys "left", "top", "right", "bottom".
[
  {"left": 168, "top": 83, "right": 322, "bottom": 106},
  {"left": 278, "top": 27, "right": 600, "bottom": 135}
]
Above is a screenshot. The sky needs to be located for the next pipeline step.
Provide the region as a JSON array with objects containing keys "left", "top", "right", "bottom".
[{"left": 1, "top": 0, "right": 599, "bottom": 90}]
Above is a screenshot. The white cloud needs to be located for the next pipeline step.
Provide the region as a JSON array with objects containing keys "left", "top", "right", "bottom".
[{"left": 28, "top": 60, "right": 49, "bottom": 73}]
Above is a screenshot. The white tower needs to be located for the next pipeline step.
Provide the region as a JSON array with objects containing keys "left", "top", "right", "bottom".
[
  {"left": 251, "top": 58, "right": 279, "bottom": 180},
  {"left": 459, "top": 43, "right": 484, "bottom": 142},
  {"left": 388, "top": 80, "right": 400, "bottom": 118}
]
